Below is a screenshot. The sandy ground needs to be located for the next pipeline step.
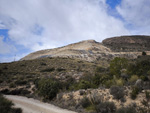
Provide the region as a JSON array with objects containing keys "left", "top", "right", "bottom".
[{"left": 5, "top": 95, "right": 77, "bottom": 113}]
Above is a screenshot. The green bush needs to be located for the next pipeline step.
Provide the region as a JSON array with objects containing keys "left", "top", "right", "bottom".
[
  {"left": 129, "top": 75, "right": 139, "bottom": 84},
  {"left": 95, "top": 101, "right": 116, "bottom": 113},
  {"left": 0, "top": 94, "right": 22, "bottom": 113},
  {"left": 116, "top": 106, "right": 136, "bottom": 113},
  {"left": 70, "top": 80, "right": 93, "bottom": 90},
  {"left": 61, "top": 76, "right": 76, "bottom": 90},
  {"left": 95, "top": 66, "right": 106, "bottom": 73},
  {"left": 115, "top": 78, "right": 124, "bottom": 86},
  {"left": 37, "top": 78, "right": 60, "bottom": 100},
  {"left": 130, "top": 86, "right": 140, "bottom": 100},
  {"left": 110, "top": 57, "right": 128, "bottom": 77},
  {"left": 104, "top": 76, "right": 124, "bottom": 88},
  {"left": 140, "top": 75, "right": 148, "bottom": 81},
  {"left": 20, "top": 89, "right": 31, "bottom": 95},
  {"left": 128, "top": 60, "right": 150, "bottom": 76},
  {"left": 92, "top": 74, "right": 110, "bottom": 87},
  {"left": 15, "top": 80, "right": 27, "bottom": 86},
  {"left": 105, "top": 79, "right": 114, "bottom": 88},
  {"left": 80, "top": 97, "right": 91, "bottom": 108},
  {"left": 40, "top": 67, "right": 55, "bottom": 72},
  {"left": 9, "top": 83, "right": 16, "bottom": 88}
]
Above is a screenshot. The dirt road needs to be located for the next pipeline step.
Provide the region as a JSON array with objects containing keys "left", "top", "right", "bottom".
[{"left": 5, "top": 95, "right": 77, "bottom": 113}]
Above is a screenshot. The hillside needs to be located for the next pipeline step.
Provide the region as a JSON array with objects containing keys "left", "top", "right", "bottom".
[
  {"left": 102, "top": 35, "right": 150, "bottom": 52},
  {"left": 21, "top": 36, "right": 150, "bottom": 61},
  {"left": 1, "top": 35, "right": 150, "bottom": 113},
  {"left": 21, "top": 40, "right": 111, "bottom": 61}
]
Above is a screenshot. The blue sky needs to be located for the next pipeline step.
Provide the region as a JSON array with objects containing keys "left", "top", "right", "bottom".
[
  {"left": 106, "top": 0, "right": 121, "bottom": 8},
  {"left": 0, "top": 0, "right": 150, "bottom": 62}
]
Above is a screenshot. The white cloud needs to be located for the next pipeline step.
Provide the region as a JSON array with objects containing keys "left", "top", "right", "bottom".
[
  {"left": 0, "top": 36, "right": 16, "bottom": 54},
  {"left": 0, "top": 0, "right": 129, "bottom": 52},
  {"left": 117, "top": 0, "right": 150, "bottom": 34}
]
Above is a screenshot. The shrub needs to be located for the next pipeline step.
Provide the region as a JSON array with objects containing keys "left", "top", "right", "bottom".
[
  {"left": 95, "top": 101, "right": 116, "bottom": 113},
  {"left": 56, "top": 68, "right": 66, "bottom": 72},
  {"left": 140, "top": 91, "right": 150, "bottom": 113},
  {"left": 9, "top": 83, "right": 16, "bottom": 88},
  {"left": 40, "top": 67, "right": 55, "bottom": 72},
  {"left": 105, "top": 79, "right": 114, "bottom": 88},
  {"left": 0, "top": 94, "right": 13, "bottom": 113},
  {"left": 92, "top": 74, "right": 101, "bottom": 86},
  {"left": 142, "top": 51, "right": 147, "bottom": 56},
  {"left": 21, "top": 89, "right": 31, "bottom": 95},
  {"left": 0, "top": 89, "right": 10, "bottom": 94},
  {"left": 129, "top": 75, "right": 139, "bottom": 84},
  {"left": 80, "top": 97, "right": 91, "bottom": 108},
  {"left": 104, "top": 76, "right": 124, "bottom": 88},
  {"left": 11, "top": 108, "right": 22, "bottom": 113},
  {"left": 93, "top": 74, "right": 110, "bottom": 87},
  {"left": 71, "top": 80, "right": 93, "bottom": 90},
  {"left": 89, "top": 91, "right": 104, "bottom": 105},
  {"left": 37, "top": 78, "right": 60, "bottom": 100},
  {"left": 0, "top": 79, "right": 3, "bottom": 83},
  {"left": 40, "top": 62, "right": 46, "bottom": 66},
  {"left": 129, "top": 60, "right": 150, "bottom": 76},
  {"left": 116, "top": 106, "right": 136, "bottom": 113},
  {"left": 15, "top": 80, "right": 27, "bottom": 86},
  {"left": 140, "top": 75, "right": 148, "bottom": 81},
  {"left": 110, "top": 57, "right": 128, "bottom": 77},
  {"left": 115, "top": 78, "right": 124, "bottom": 86},
  {"left": 0, "top": 94, "right": 22, "bottom": 113},
  {"left": 9, "top": 89, "right": 30, "bottom": 95},
  {"left": 130, "top": 86, "right": 140, "bottom": 100},
  {"left": 81, "top": 92, "right": 116, "bottom": 113},
  {"left": 62, "top": 76, "right": 76, "bottom": 90},
  {"left": 110, "top": 86, "right": 125, "bottom": 101},
  {"left": 95, "top": 66, "right": 106, "bottom": 73}
]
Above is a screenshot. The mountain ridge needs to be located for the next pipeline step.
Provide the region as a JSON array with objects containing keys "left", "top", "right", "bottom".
[{"left": 21, "top": 35, "right": 150, "bottom": 61}]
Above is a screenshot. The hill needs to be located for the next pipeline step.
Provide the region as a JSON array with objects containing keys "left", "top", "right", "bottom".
[
  {"left": 21, "top": 35, "right": 150, "bottom": 61},
  {"left": 102, "top": 35, "right": 150, "bottom": 52},
  {"left": 1, "top": 35, "right": 150, "bottom": 113},
  {"left": 21, "top": 40, "right": 111, "bottom": 61}
]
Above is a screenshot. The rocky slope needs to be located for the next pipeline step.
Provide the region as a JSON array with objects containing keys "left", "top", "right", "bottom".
[
  {"left": 102, "top": 35, "right": 150, "bottom": 52},
  {"left": 21, "top": 36, "right": 150, "bottom": 61}
]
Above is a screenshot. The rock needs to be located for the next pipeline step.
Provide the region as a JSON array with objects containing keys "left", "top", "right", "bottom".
[{"left": 135, "top": 79, "right": 143, "bottom": 89}]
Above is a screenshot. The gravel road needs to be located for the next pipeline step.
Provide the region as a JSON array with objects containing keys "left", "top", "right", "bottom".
[{"left": 5, "top": 95, "right": 77, "bottom": 113}]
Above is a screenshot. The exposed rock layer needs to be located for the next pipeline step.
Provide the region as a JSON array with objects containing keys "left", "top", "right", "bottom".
[{"left": 21, "top": 36, "right": 150, "bottom": 61}]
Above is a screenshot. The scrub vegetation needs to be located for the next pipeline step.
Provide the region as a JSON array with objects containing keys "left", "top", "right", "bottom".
[{"left": 1, "top": 54, "right": 150, "bottom": 113}]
